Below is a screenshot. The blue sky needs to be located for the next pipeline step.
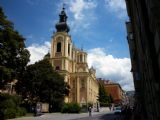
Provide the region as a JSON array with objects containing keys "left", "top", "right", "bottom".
[{"left": 0, "top": 0, "right": 134, "bottom": 91}]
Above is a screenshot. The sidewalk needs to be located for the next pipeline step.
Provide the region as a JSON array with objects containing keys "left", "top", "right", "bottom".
[{"left": 9, "top": 107, "right": 111, "bottom": 120}]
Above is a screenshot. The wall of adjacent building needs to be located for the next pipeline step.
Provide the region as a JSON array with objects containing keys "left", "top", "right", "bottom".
[
  {"left": 104, "top": 84, "right": 123, "bottom": 105},
  {"left": 125, "top": 0, "right": 160, "bottom": 120}
]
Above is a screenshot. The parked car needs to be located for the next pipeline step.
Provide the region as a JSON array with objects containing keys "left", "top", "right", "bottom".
[{"left": 113, "top": 106, "right": 121, "bottom": 114}]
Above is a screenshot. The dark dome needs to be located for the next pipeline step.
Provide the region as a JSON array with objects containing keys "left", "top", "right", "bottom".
[
  {"left": 55, "top": 7, "right": 70, "bottom": 33},
  {"left": 55, "top": 22, "right": 70, "bottom": 33}
]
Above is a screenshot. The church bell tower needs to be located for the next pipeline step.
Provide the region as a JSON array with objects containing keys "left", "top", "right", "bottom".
[{"left": 50, "top": 6, "right": 72, "bottom": 90}]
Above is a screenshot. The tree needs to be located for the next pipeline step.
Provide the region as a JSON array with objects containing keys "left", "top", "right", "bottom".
[
  {"left": 109, "top": 94, "right": 113, "bottom": 103},
  {"left": 98, "top": 81, "right": 110, "bottom": 107},
  {"left": 0, "top": 7, "right": 30, "bottom": 88},
  {"left": 16, "top": 59, "right": 70, "bottom": 112}
]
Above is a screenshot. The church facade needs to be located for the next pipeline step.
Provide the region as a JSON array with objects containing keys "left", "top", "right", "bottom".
[{"left": 50, "top": 7, "right": 99, "bottom": 106}]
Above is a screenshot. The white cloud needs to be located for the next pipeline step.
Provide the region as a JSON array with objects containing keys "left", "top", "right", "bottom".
[
  {"left": 87, "top": 48, "right": 134, "bottom": 91},
  {"left": 27, "top": 42, "right": 50, "bottom": 64},
  {"left": 105, "top": 0, "right": 127, "bottom": 19},
  {"left": 60, "top": 0, "right": 97, "bottom": 32},
  {"left": 69, "top": 0, "right": 97, "bottom": 20}
]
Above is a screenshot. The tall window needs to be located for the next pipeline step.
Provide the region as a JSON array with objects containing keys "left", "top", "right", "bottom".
[
  {"left": 80, "top": 54, "right": 83, "bottom": 62},
  {"left": 68, "top": 44, "right": 70, "bottom": 55},
  {"left": 57, "top": 42, "right": 61, "bottom": 52},
  {"left": 81, "top": 80, "right": 85, "bottom": 88}
]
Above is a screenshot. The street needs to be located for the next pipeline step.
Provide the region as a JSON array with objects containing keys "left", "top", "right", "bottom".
[
  {"left": 10, "top": 112, "right": 121, "bottom": 120},
  {"left": 72, "top": 113, "right": 120, "bottom": 120}
]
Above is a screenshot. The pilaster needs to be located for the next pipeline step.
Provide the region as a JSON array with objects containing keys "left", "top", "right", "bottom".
[{"left": 76, "top": 77, "right": 80, "bottom": 103}]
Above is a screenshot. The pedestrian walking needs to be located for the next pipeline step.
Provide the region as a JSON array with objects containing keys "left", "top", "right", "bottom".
[
  {"left": 88, "top": 106, "right": 92, "bottom": 117},
  {"left": 109, "top": 104, "right": 112, "bottom": 111}
]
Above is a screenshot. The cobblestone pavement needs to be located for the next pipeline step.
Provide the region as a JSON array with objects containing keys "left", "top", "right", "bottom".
[{"left": 9, "top": 107, "right": 112, "bottom": 120}]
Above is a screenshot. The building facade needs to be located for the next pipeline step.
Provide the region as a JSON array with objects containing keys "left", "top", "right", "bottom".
[
  {"left": 125, "top": 0, "right": 160, "bottom": 120},
  {"left": 0, "top": 79, "right": 17, "bottom": 94},
  {"left": 104, "top": 81, "right": 124, "bottom": 105},
  {"left": 50, "top": 7, "right": 99, "bottom": 106},
  {"left": 104, "top": 83, "right": 124, "bottom": 105},
  {"left": 98, "top": 79, "right": 125, "bottom": 105}
]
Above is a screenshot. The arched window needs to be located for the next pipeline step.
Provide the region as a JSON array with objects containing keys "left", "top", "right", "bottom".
[{"left": 57, "top": 42, "right": 61, "bottom": 52}]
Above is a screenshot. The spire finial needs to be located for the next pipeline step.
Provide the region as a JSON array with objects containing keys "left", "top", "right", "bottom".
[
  {"left": 63, "top": 3, "right": 65, "bottom": 10},
  {"left": 81, "top": 44, "right": 83, "bottom": 51}
]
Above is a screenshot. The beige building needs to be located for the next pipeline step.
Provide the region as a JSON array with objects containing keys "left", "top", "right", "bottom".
[
  {"left": 0, "top": 79, "right": 17, "bottom": 94},
  {"left": 50, "top": 7, "right": 99, "bottom": 106}
]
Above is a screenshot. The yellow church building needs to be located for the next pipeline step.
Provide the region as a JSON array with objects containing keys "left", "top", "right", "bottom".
[{"left": 50, "top": 7, "right": 99, "bottom": 107}]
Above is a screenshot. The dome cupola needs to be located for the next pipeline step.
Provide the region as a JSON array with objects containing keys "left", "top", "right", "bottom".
[{"left": 55, "top": 6, "right": 70, "bottom": 33}]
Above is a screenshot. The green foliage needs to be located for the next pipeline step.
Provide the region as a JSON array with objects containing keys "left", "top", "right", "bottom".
[
  {"left": 16, "top": 59, "right": 70, "bottom": 112},
  {"left": 61, "top": 103, "right": 69, "bottom": 113},
  {"left": 16, "top": 107, "right": 27, "bottom": 116},
  {"left": 81, "top": 104, "right": 88, "bottom": 112},
  {"left": 88, "top": 102, "right": 93, "bottom": 107},
  {"left": 3, "top": 108, "right": 16, "bottom": 119},
  {"left": 98, "top": 81, "right": 111, "bottom": 107},
  {"left": 70, "top": 103, "right": 81, "bottom": 113},
  {"left": 109, "top": 94, "right": 113, "bottom": 103},
  {"left": 0, "top": 93, "right": 26, "bottom": 119},
  {"left": 61, "top": 103, "right": 81, "bottom": 113},
  {"left": 0, "top": 6, "right": 30, "bottom": 89},
  {"left": 1, "top": 99, "right": 16, "bottom": 109},
  {"left": 100, "top": 102, "right": 109, "bottom": 107},
  {"left": 3, "top": 107, "right": 26, "bottom": 119},
  {"left": 43, "top": 52, "right": 50, "bottom": 60}
]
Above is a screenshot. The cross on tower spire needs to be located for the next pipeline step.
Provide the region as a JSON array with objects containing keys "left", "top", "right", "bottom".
[{"left": 63, "top": 3, "right": 65, "bottom": 10}]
